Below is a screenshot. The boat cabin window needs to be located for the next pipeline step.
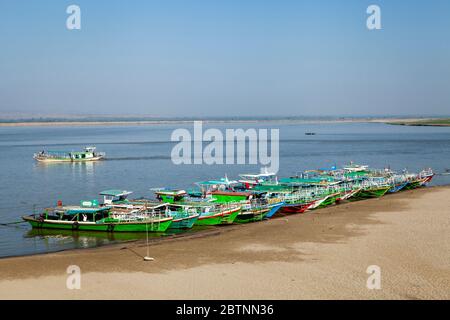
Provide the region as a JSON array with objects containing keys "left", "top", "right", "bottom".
[
  {"left": 62, "top": 214, "right": 75, "bottom": 221},
  {"left": 103, "top": 195, "right": 114, "bottom": 205},
  {"left": 168, "top": 205, "right": 176, "bottom": 211},
  {"left": 94, "top": 211, "right": 109, "bottom": 221}
]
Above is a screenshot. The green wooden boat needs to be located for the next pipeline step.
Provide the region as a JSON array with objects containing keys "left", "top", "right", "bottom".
[
  {"left": 209, "top": 190, "right": 284, "bottom": 223},
  {"left": 210, "top": 191, "right": 251, "bottom": 203},
  {"left": 336, "top": 188, "right": 361, "bottom": 201},
  {"left": 147, "top": 204, "right": 198, "bottom": 229},
  {"left": 23, "top": 206, "right": 173, "bottom": 232},
  {"left": 234, "top": 206, "right": 270, "bottom": 224},
  {"left": 315, "top": 192, "right": 341, "bottom": 209},
  {"left": 403, "top": 177, "right": 428, "bottom": 190},
  {"left": 351, "top": 185, "right": 391, "bottom": 200},
  {"left": 101, "top": 191, "right": 201, "bottom": 230},
  {"left": 153, "top": 189, "right": 243, "bottom": 225},
  {"left": 194, "top": 205, "right": 241, "bottom": 226},
  {"left": 166, "top": 211, "right": 199, "bottom": 229}
]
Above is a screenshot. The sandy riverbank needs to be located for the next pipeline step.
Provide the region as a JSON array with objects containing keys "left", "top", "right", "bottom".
[{"left": 0, "top": 187, "right": 449, "bottom": 299}]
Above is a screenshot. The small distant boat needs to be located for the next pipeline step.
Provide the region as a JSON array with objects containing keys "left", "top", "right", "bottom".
[
  {"left": 33, "top": 146, "right": 105, "bottom": 163},
  {"left": 305, "top": 132, "right": 316, "bottom": 135}
]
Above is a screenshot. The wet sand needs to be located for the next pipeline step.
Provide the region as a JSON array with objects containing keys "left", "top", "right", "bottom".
[{"left": 0, "top": 187, "right": 449, "bottom": 299}]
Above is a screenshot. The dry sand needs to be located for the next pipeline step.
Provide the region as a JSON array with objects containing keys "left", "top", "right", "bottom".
[{"left": 0, "top": 187, "right": 449, "bottom": 300}]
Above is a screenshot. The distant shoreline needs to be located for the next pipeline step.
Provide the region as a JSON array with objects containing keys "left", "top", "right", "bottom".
[
  {"left": 0, "top": 117, "right": 447, "bottom": 127},
  {"left": 387, "top": 120, "right": 450, "bottom": 127}
]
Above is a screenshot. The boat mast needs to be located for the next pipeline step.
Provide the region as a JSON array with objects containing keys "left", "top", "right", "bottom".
[{"left": 143, "top": 203, "right": 154, "bottom": 261}]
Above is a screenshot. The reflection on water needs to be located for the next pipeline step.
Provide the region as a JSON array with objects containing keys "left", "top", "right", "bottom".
[
  {"left": 26, "top": 228, "right": 149, "bottom": 245},
  {"left": 34, "top": 160, "right": 101, "bottom": 175},
  {"left": 105, "top": 155, "right": 172, "bottom": 161},
  {"left": 33, "top": 161, "right": 102, "bottom": 191},
  {"left": 24, "top": 226, "right": 212, "bottom": 251}
]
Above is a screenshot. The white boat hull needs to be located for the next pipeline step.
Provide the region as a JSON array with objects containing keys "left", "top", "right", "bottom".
[{"left": 34, "top": 155, "right": 105, "bottom": 163}]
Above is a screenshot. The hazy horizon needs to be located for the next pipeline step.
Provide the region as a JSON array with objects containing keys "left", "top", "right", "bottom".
[
  {"left": 1, "top": 0, "right": 449, "bottom": 117},
  {"left": 2, "top": 112, "right": 450, "bottom": 122}
]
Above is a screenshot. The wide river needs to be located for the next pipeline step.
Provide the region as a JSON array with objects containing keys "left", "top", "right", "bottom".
[{"left": 1, "top": 121, "right": 449, "bottom": 258}]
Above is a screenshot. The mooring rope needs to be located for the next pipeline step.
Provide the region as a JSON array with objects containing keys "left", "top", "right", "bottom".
[{"left": 0, "top": 220, "right": 26, "bottom": 226}]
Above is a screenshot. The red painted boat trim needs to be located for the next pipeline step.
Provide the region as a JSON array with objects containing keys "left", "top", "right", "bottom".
[{"left": 279, "top": 201, "right": 315, "bottom": 214}]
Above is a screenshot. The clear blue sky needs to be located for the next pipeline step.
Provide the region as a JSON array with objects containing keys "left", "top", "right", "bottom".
[{"left": 0, "top": 0, "right": 449, "bottom": 117}]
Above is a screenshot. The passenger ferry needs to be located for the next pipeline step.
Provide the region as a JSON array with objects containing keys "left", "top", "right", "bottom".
[{"left": 33, "top": 146, "right": 105, "bottom": 162}]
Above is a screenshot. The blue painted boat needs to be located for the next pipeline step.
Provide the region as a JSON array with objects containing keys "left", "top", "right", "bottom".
[
  {"left": 265, "top": 201, "right": 285, "bottom": 218},
  {"left": 388, "top": 182, "right": 408, "bottom": 193}
]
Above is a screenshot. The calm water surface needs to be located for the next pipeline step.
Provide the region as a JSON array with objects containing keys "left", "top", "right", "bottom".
[{"left": 1, "top": 122, "right": 449, "bottom": 258}]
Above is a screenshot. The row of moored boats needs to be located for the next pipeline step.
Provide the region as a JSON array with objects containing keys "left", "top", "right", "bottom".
[{"left": 23, "top": 163, "right": 434, "bottom": 233}]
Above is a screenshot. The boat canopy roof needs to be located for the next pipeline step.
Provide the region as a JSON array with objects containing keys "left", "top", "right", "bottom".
[
  {"left": 71, "top": 151, "right": 94, "bottom": 155},
  {"left": 187, "top": 189, "right": 203, "bottom": 196},
  {"left": 46, "top": 150, "right": 93, "bottom": 155},
  {"left": 279, "top": 177, "right": 334, "bottom": 184},
  {"left": 344, "top": 171, "right": 369, "bottom": 178},
  {"left": 239, "top": 167, "right": 276, "bottom": 180},
  {"left": 154, "top": 189, "right": 187, "bottom": 196},
  {"left": 239, "top": 172, "right": 276, "bottom": 179},
  {"left": 99, "top": 190, "right": 133, "bottom": 197},
  {"left": 211, "top": 190, "right": 253, "bottom": 196},
  {"left": 61, "top": 206, "right": 110, "bottom": 215},
  {"left": 46, "top": 150, "right": 70, "bottom": 154},
  {"left": 253, "top": 184, "right": 295, "bottom": 192},
  {"left": 196, "top": 178, "right": 238, "bottom": 186}
]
